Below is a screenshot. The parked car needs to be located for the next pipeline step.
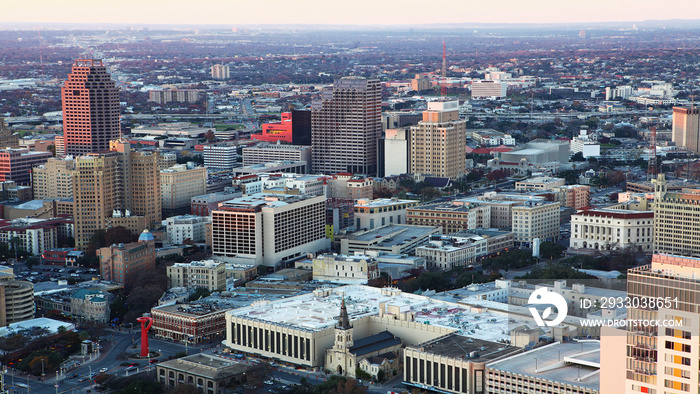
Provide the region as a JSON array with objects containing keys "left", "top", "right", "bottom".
[{"left": 99, "top": 368, "right": 108, "bottom": 373}]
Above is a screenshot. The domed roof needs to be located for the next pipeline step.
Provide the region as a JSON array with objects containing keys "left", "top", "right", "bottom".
[{"left": 138, "top": 229, "right": 155, "bottom": 242}]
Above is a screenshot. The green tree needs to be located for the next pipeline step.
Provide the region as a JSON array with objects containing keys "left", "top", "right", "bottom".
[
  {"left": 539, "top": 241, "right": 566, "bottom": 260},
  {"left": 187, "top": 287, "right": 211, "bottom": 302}
]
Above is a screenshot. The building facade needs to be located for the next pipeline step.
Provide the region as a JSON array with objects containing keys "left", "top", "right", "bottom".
[
  {"left": 312, "top": 77, "right": 382, "bottom": 176},
  {"left": 32, "top": 157, "right": 76, "bottom": 200},
  {"left": 514, "top": 176, "right": 566, "bottom": 192},
  {"left": 211, "top": 193, "right": 328, "bottom": 267},
  {"left": 0, "top": 149, "right": 52, "bottom": 186},
  {"left": 166, "top": 215, "right": 210, "bottom": 245},
  {"left": 62, "top": 59, "right": 121, "bottom": 156},
  {"left": 672, "top": 106, "right": 700, "bottom": 153},
  {"left": 312, "top": 254, "right": 380, "bottom": 285},
  {"left": 353, "top": 198, "right": 418, "bottom": 230},
  {"left": 0, "top": 267, "right": 34, "bottom": 326},
  {"left": 511, "top": 201, "right": 560, "bottom": 246},
  {"left": 161, "top": 164, "right": 208, "bottom": 216},
  {"left": 97, "top": 237, "right": 156, "bottom": 285},
  {"left": 166, "top": 260, "right": 226, "bottom": 291},
  {"left": 409, "top": 101, "right": 467, "bottom": 179},
  {"left": 70, "top": 289, "right": 110, "bottom": 323},
  {"left": 407, "top": 201, "right": 491, "bottom": 234},
  {"left": 570, "top": 209, "right": 654, "bottom": 252},
  {"left": 211, "top": 64, "right": 230, "bottom": 80},
  {"left": 653, "top": 174, "right": 700, "bottom": 257},
  {"left": 242, "top": 144, "right": 312, "bottom": 170},
  {"left": 203, "top": 145, "right": 237, "bottom": 170}
]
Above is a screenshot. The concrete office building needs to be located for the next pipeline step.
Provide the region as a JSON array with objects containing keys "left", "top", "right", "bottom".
[
  {"left": 203, "top": 145, "right": 237, "bottom": 170},
  {"left": 166, "top": 260, "right": 226, "bottom": 291},
  {"left": 211, "top": 193, "right": 328, "bottom": 267},
  {"left": 0, "top": 217, "right": 73, "bottom": 256},
  {"left": 148, "top": 89, "right": 201, "bottom": 104},
  {"left": 382, "top": 128, "right": 410, "bottom": 177},
  {"left": 327, "top": 174, "right": 374, "bottom": 201},
  {"left": 70, "top": 289, "right": 110, "bottom": 324},
  {"left": 312, "top": 77, "right": 382, "bottom": 176},
  {"left": 97, "top": 232, "right": 156, "bottom": 285},
  {"left": 409, "top": 100, "right": 467, "bottom": 179},
  {"left": 471, "top": 80, "right": 507, "bottom": 99},
  {"left": 512, "top": 200, "right": 560, "bottom": 246},
  {"left": 672, "top": 106, "right": 700, "bottom": 153},
  {"left": 514, "top": 176, "right": 565, "bottom": 192},
  {"left": 231, "top": 161, "right": 307, "bottom": 177},
  {"left": 62, "top": 59, "right": 121, "bottom": 155},
  {"left": 339, "top": 224, "right": 440, "bottom": 255},
  {"left": 0, "top": 149, "right": 52, "bottom": 186},
  {"left": 242, "top": 143, "right": 312, "bottom": 171},
  {"left": 161, "top": 164, "right": 207, "bottom": 216},
  {"left": 407, "top": 201, "right": 491, "bottom": 233},
  {"left": 32, "top": 157, "right": 76, "bottom": 200},
  {"left": 353, "top": 198, "right": 418, "bottom": 230},
  {"left": 211, "top": 64, "right": 230, "bottom": 80},
  {"left": 570, "top": 209, "right": 654, "bottom": 252},
  {"left": 411, "top": 74, "right": 431, "bottom": 91},
  {"left": 553, "top": 185, "right": 591, "bottom": 210},
  {"left": 653, "top": 174, "right": 700, "bottom": 257},
  {"left": 152, "top": 304, "right": 228, "bottom": 344},
  {"left": 191, "top": 191, "right": 242, "bottom": 217},
  {"left": 416, "top": 236, "right": 482, "bottom": 270},
  {"left": 166, "top": 215, "right": 210, "bottom": 245},
  {"left": 312, "top": 254, "right": 380, "bottom": 285},
  {"left": 72, "top": 153, "right": 118, "bottom": 249},
  {"left": 156, "top": 354, "right": 257, "bottom": 392}
]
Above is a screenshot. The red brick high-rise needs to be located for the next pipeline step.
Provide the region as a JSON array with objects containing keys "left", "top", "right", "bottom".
[{"left": 62, "top": 59, "right": 121, "bottom": 155}]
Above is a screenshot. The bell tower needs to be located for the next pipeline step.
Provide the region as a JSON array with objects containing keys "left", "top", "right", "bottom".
[{"left": 333, "top": 298, "right": 354, "bottom": 351}]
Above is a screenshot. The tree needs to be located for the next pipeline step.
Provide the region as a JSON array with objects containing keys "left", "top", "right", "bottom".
[
  {"left": 47, "top": 144, "right": 56, "bottom": 157},
  {"left": 485, "top": 170, "right": 507, "bottom": 182},
  {"left": 105, "top": 227, "right": 138, "bottom": 246},
  {"left": 376, "top": 369, "right": 385, "bottom": 382},
  {"left": 420, "top": 187, "right": 442, "bottom": 201},
  {"left": 204, "top": 130, "right": 216, "bottom": 142},
  {"left": 571, "top": 152, "right": 585, "bottom": 162},
  {"left": 187, "top": 287, "right": 211, "bottom": 302},
  {"left": 539, "top": 241, "right": 566, "bottom": 260}
]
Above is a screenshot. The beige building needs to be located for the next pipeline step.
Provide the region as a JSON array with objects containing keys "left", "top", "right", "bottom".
[
  {"left": 156, "top": 353, "right": 256, "bottom": 393},
  {"left": 514, "top": 176, "right": 565, "bottom": 192},
  {"left": 672, "top": 106, "right": 700, "bottom": 153},
  {"left": 211, "top": 64, "right": 230, "bottom": 80},
  {"left": 416, "top": 236, "right": 482, "bottom": 270},
  {"left": 97, "top": 235, "right": 156, "bottom": 286},
  {"left": 405, "top": 334, "right": 520, "bottom": 394},
  {"left": 570, "top": 208, "right": 654, "bottom": 252},
  {"left": 312, "top": 254, "right": 380, "bottom": 285},
  {"left": 411, "top": 74, "right": 431, "bottom": 91},
  {"left": 73, "top": 153, "right": 118, "bottom": 249},
  {"left": 157, "top": 151, "right": 177, "bottom": 170},
  {"left": 0, "top": 266, "right": 34, "bottom": 326},
  {"left": 167, "top": 260, "right": 226, "bottom": 291},
  {"left": 152, "top": 303, "right": 227, "bottom": 343},
  {"left": 512, "top": 200, "right": 560, "bottom": 246},
  {"left": 653, "top": 174, "right": 700, "bottom": 257},
  {"left": 211, "top": 193, "right": 328, "bottom": 267},
  {"left": 409, "top": 100, "right": 467, "bottom": 179},
  {"left": 553, "top": 184, "right": 591, "bottom": 209},
  {"left": 623, "top": 254, "right": 700, "bottom": 394},
  {"left": 161, "top": 164, "right": 207, "bottom": 216},
  {"left": 32, "top": 157, "right": 76, "bottom": 200},
  {"left": 327, "top": 174, "right": 374, "bottom": 201},
  {"left": 70, "top": 289, "right": 110, "bottom": 324},
  {"left": 407, "top": 200, "right": 491, "bottom": 233},
  {"left": 353, "top": 198, "right": 418, "bottom": 230},
  {"left": 0, "top": 119, "right": 19, "bottom": 149}
]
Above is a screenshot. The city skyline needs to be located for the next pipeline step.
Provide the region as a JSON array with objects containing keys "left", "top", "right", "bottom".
[{"left": 2, "top": 0, "right": 700, "bottom": 26}]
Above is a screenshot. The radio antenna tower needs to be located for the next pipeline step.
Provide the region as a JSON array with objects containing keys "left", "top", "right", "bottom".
[
  {"left": 648, "top": 126, "right": 657, "bottom": 179},
  {"left": 441, "top": 41, "right": 447, "bottom": 96}
]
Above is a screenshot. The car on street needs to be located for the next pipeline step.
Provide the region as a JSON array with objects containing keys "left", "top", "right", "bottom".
[
  {"left": 99, "top": 368, "right": 108, "bottom": 373},
  {"left": 263, "top": 380, "right": 274, "bottom": 385}
]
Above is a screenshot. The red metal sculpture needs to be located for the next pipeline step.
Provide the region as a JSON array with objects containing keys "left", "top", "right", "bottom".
[{"left": 136, "top": 316, "right": 153, "bottom": 357}]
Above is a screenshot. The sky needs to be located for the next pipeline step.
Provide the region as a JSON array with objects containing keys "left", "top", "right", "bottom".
[{"left": 2, "top": 0, "right": 700, "bottom": 26}]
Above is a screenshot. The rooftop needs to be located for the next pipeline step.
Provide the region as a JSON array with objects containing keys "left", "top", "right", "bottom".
[
  {"left": 355, "top": 198, "right": 417, "bottom": 208},
  {"left": 153, "top": 303, "right": 227, "bottom": 317},
  {"left": 487, "top": 341, "right": 600, "bottom": 390},
  {"left": 413, "top": 334, "right": 519, "bottom": 363},
  {"left": 157, "top": 353, "right": 255, "bottom": 380},
  {"left": 346, "top": 225, "right": 438, "bottom": 246},
  {"left": 217, "top": 193, "right": 318, "bottom": 211}
]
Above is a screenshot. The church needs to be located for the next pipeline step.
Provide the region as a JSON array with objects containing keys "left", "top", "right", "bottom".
[{"left": 325, "top": 299, "right": 403, "bottom": 379}]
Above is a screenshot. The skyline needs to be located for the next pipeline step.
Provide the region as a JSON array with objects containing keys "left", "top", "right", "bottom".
[{"left": 3, "top": 0, "right": 700, "bottom": 27}]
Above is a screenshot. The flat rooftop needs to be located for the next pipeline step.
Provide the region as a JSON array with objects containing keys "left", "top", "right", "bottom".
[
  {"left": 487, "top": 341, "right": 600, "bottom": 390},
  {"left": 227, "top": 285, "right": 539, "bottom": 342},
  {"left": 158, "top": 353, "right": 254, "bottom": 380},
  {"left": 346, "top": 225, "right": 438, "bottom": 247},
  {"left": 415, "top": 334, "right": 520, "bottom": 363},
  {"left": 355, "top": 198, "right": 417, "bottom": 208}
]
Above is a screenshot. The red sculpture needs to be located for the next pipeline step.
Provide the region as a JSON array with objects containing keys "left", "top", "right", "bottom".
[{"left": 136, "top": 316, "right": 153, "bottom": 357}]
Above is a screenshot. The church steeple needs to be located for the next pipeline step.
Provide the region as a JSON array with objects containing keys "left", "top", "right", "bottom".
[{"left": 337, "top": 298, "right": 352, "bottom": 330}]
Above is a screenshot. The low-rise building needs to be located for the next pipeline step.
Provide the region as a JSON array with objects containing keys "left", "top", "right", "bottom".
[
  {"left": 70, "top": 289, "right": 110, "bottom": 323},
  {"left": 570, "top": 208, "right": 654, "bottom": 252},
  {"left": 327, "top": 173, "right": 374, "bottom": 201},
  {"left": 0, "top": 266, "right": 34, "bottom": 325},
  {"left": 353, "top": 198, "right": 419, "bottom": 230},
  {"left": 231, "top": 161, "right": 307, "bottom": 177},
  {"left": 152, "top": 303, "right": 228, "bottom": 343},
  {"left": 225, "top": 264, "right": 258, "bottom": 282},
  {"left": 0, "top": 217, "right": 74, "bottom": 256},
  {"left": 552, "top": 185, "right": 591, "bottom": 209},
  {"left": 485, "top": 341, "right": 600, "bottom": 394},
  {"left": 515, "top": 176, "right": 566, "bottom": 192},
  {"left": 190, "top": 191, "right": 242, "bottom": 217},
  {"left": 451, "top": 229, "right": 515, "bottom": 257},
  {"left": 203, "top": 145, "right": 237, "bottom": 170},
  {"left": 97, "top": 232, "right": 156, "bottom": 286},
  {"left": 242, "top": 143, "right": 312, "bottom": 170},
  {"left": 340, "top": 224, "right": 440, "bottom": 255},
  {"left": 156, "top": 353, "right": 258, "bottom": 393},
  {"left": 167, "top": 260, "right": 227, "bottom": 291},
  {"left": 416, "top": 235, "right": 486, "bottom": 270},
  {"left": 407, "top": 201, "right": 491, "bottom": 233},
  {"left": 166, "top": 215, "right": 210, "bottom": 245},
  {"left": 312, "top": 254, "right": 380, "bottom": 284}
]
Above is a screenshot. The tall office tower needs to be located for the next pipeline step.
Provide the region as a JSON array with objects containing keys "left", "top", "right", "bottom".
[
  {"left": 211, "top": 64, "right": 230, "bottom": 80},
  {"left": 73, "top": 153, "right": 118, "bottom": 249},
  {"left": 33, "top": 157, "right": 76, "bottom": 200},
  {"left": 0, "top": 118, "right": 19, "bottom": 149},
  {"left": 672, "top": 106, "right": 700, "bottom": 153},
  {"left": 73, "top": 141, "right": 161, "bottom": 250},
  {"left": 623, "top": 254, "right": 700, "bottom": 394},
  {"left": 110, "top": 140, "right": 162, "bottom": 227},
  {"left": 409, "top": 100, "right": 466, "bottom": 179},
  {"left": 311, "top": 77, "right": 381, "bottom": 176},
  {"left": 653, "top": 174, "right": 700, "bottom": 257},
  {"left": 62, "top": 59, "right": 120, "bottom": 156}
]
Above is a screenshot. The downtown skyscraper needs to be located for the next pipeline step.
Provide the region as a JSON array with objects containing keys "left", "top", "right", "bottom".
[
  {"left": 311, "top": 77, "right": 381, "bottom": 176},
  {"left": 62, "top": 59, "right": 121, "bottom": 156}
]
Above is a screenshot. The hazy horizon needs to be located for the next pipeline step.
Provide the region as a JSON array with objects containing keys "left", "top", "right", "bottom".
[{"left": 3, "top": 0, "right": 700, "bottom": 27}]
